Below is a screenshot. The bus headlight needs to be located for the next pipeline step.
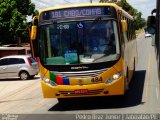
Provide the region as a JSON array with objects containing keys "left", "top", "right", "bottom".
[
  {"left": 105, "top": 72, "right": 123, "bottom": 84},
  {"left": 113, "top": 74, "right": 120, "bottom": 79},
  {"left": 45, "top": 78, "right": 50, "bottom": 83},
  {"left": 41, "top": 76, "right": 49, "bottom": 82},
  {"left": 41, "top": 76, "right": 57, "bottom": 86},
  {"left": 49, "top": 80, "right": 57, "bottom": 86}
]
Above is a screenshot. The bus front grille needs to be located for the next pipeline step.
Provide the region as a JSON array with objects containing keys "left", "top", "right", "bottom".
[
  {"left": 59, "top": 89, "right": 104, "bottom": 96},
  {"left": 53, "top": 68, "right": 108, "bottom": 78}
]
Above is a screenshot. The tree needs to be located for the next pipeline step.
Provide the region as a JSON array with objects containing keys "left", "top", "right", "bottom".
[
  {"left": 0, "top": 0, "right": 36, "bottom": 45},
  {"left": 100, "top": 0, "right": 117, "bottom": 3},
  {"left": 99, "top": 0, "right": 146, "bottom": 30}
]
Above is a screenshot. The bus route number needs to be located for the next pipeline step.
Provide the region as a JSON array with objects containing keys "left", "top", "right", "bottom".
[{"left": 91, "top": 77, "right": 103, "bottom": 83}]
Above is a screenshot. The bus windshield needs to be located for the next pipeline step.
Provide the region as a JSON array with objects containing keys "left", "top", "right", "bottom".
[{"left": 39, "top": 20, "right": 120, "bottom": 65}]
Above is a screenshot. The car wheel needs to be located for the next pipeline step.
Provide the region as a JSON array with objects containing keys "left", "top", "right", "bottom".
[{"left": 19, "top": 71, "right": 29, "bottom": 80}]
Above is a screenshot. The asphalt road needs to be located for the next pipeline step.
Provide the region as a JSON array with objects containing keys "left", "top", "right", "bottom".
[{"left": 0, "top": 33, "right": 160, "bottom": 119}]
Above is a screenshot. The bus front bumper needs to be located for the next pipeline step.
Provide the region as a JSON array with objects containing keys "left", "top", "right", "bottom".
[{"left": 41, "top": 76, "right": 125, "bottom": 98}]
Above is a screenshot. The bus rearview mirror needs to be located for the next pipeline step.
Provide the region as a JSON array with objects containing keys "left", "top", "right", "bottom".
[
  {"left": 121, "top": 20, "right": 128, "bottom": 32},
  {"left": 147, "top": 16, "right": 156, "bottom": 28},
  {"left": 147, "top": 16, "right": 156, "bottom": 34},
  {"left": 30, "top": 26, "right": 37, "bottom": 40}
]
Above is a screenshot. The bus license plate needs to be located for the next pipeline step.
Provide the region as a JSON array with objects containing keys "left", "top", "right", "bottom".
[{"left": 74, "top": 89, "right": 88, "bottom": 94}]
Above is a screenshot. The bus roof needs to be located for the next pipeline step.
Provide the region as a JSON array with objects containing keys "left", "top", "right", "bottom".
[{"left": 38, "top": 3, "right": 133, "bottom": 20}]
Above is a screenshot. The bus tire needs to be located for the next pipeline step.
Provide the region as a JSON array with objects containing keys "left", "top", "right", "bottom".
[
  {"left": 132, "top": 58, "right": 136, "bottom": 80},
  {"left": 124, "top": 69, "right": 129, "bottom": 93}
]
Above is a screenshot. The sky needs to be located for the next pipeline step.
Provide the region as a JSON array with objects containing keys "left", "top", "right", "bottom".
[
  {"left": 29, "top": 0, "right": 157, "bottom": 21},
  {"left": 127, "top": 0, "right": 156, "bottom": 19}
]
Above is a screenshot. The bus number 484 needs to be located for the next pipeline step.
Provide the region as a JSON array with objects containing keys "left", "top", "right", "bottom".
[{"left": 91, "top": 77, "right": 103, "bottom": 83}]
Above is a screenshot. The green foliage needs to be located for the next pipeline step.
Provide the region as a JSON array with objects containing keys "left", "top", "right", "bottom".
[
  {"left": 0, "top": 0, "right": 35, "bottom": 45},
  {"left": 100, "top": 0, "right": 117, "bottom": 3},
  {"left": 33, "top": 10, "right": 39, "bottom": 16},
  {"left": 16, "top": 0, "right": 35, "bottom": 15},
  {"left": 99, "top": 0, "right": 146, "bottom": 30}
]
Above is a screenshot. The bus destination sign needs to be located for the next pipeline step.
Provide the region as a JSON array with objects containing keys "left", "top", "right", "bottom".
[{"left": 41, "top": 7, "right": 113, "bottom": 20}]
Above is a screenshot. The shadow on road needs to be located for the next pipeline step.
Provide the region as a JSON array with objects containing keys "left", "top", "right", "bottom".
[
  {"left": 48, "top": 70, "right": 146, "bottom": 111},
  {"left": 0, "top": 76, "right": 39, "bottom": 81}
]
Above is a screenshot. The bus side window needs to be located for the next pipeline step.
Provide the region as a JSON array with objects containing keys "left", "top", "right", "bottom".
[
  {"left": 118, "top": 14, "right": 125, "bottom": 46},
  {"left": 120, "top": 22, "right": 125, "bottom": 46},
  {"left": 121, "top": 20, "right": 128, "bottom": 44}
]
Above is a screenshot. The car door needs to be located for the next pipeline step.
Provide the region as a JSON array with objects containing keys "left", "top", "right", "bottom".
[
  {"left": 7, "top": 58, "right": 20, "bottom": 78},
  {"left": 0, "top": 58, "right": 8, "bottom": 78}
]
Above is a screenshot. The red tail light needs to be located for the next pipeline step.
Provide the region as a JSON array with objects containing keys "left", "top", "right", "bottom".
[{"left": 27, "top": 58, "right": 32, "bottom": 67}]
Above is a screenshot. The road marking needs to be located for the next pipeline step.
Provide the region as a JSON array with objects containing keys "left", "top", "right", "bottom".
[{"left": 156, "top": 87, "right": 159, "bottom": 100}]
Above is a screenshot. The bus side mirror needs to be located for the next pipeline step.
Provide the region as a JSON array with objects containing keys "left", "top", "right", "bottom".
[
  {"left": 121, "top": 20, "right": 128, "bottom": 32},
  {"left": 30, "top": 26, "right": 37, "bottom": 40},
  {"left": 30, "top": 16, "right": 39, "bottom": 58},
  {"left": 147, "top": 16, "right": 156, "bottom": 34}
]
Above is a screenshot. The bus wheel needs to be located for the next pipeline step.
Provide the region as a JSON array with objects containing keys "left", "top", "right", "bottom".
[
  {"left": 124, "top": 70, "right": 129, "bottom": 93},
  {"left": 132, "top": 59, "right": 136, "bottom": 80}
]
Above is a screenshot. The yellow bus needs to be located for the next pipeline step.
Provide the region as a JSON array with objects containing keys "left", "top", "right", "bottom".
[
  {"left": 30, "top": 3, "right": 137, "bottom": 101},
  {"left": 147, "top": 0, "right": 160, "bottom": 78}
]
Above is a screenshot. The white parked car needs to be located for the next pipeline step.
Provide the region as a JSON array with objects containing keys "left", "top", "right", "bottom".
[
  {"left": 145, "top": 32, "right": 152, "bottom": 38},
  {"left": 0, "top": 55, "right": 39, "bottom": 80}
]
